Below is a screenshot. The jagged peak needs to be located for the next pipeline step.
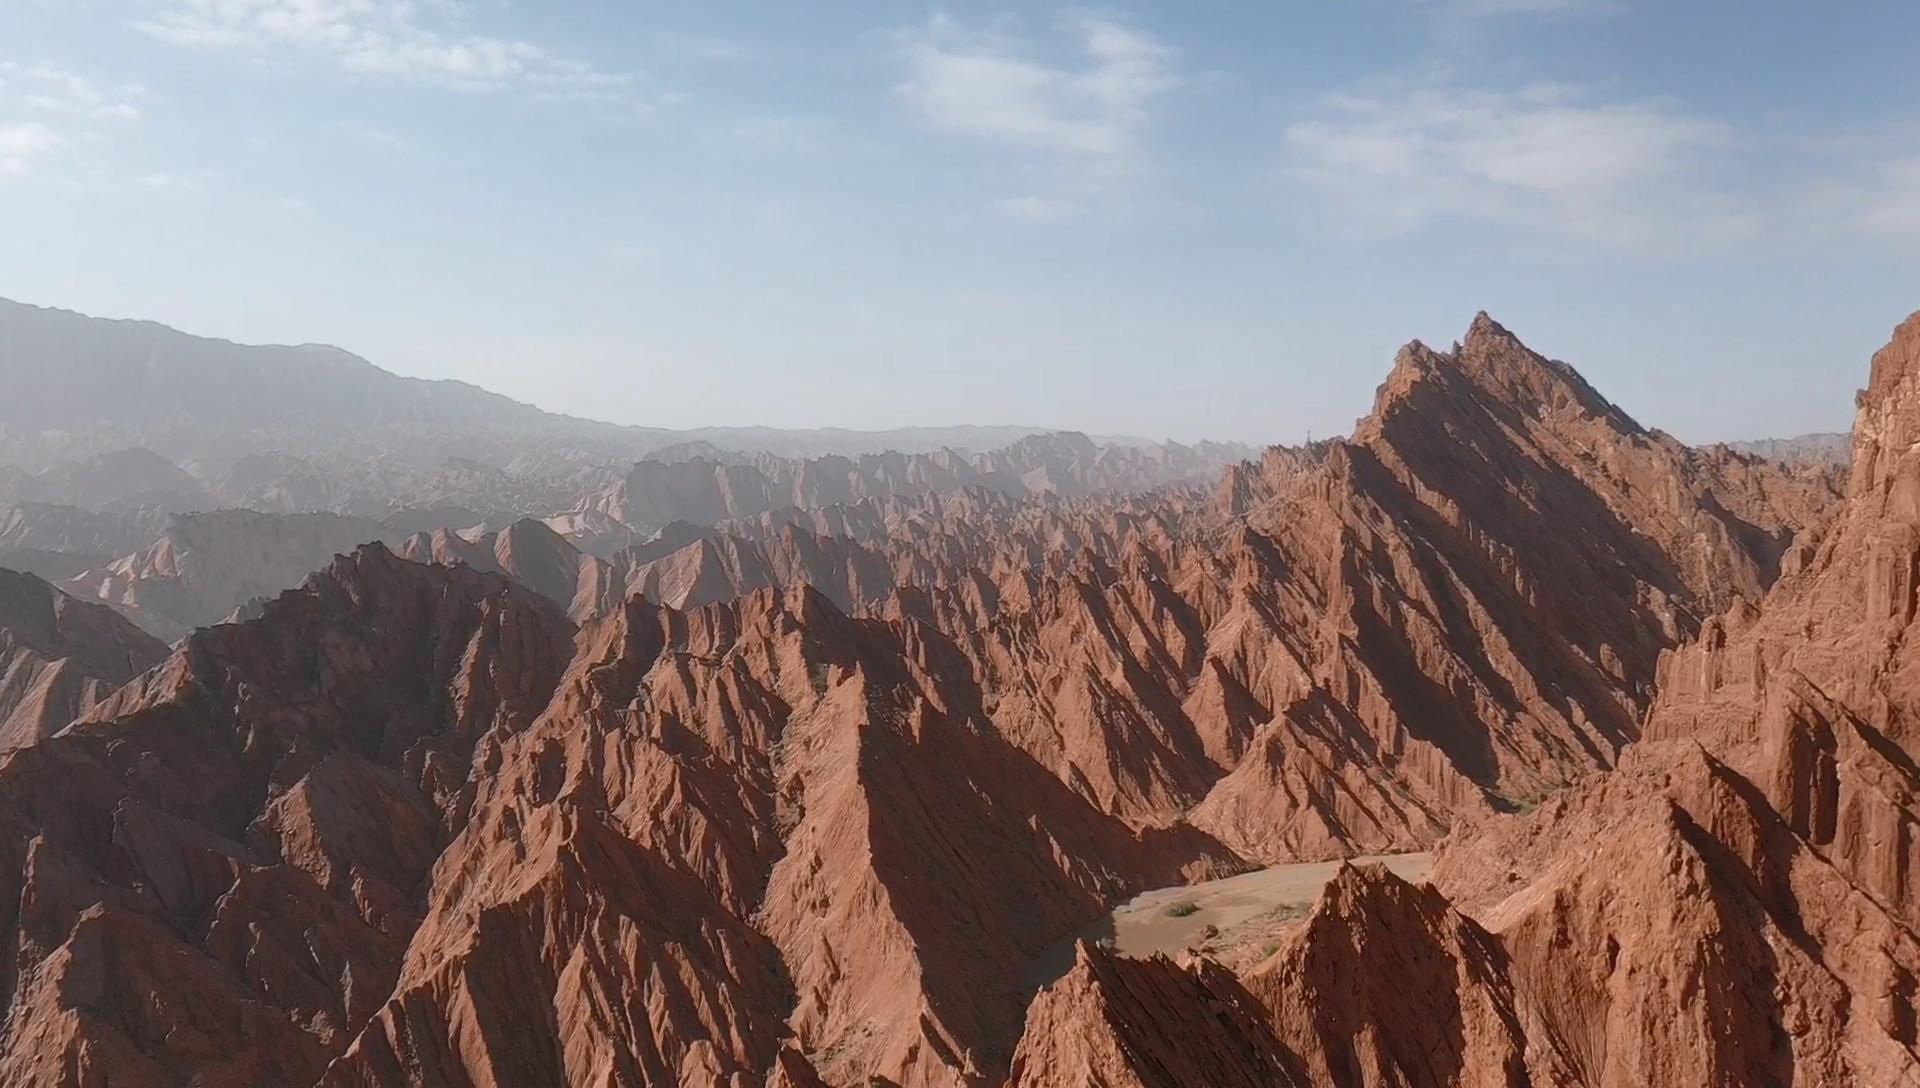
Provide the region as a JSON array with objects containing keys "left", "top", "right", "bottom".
[
  {"left": 0, "top": 567, "right": 166, "bottom": 666},
  {"left": 497, "top": 515, "right": 570, "bottom": 545},
  {"left": 1360, "top": 312, "right": 1645, "bottom": 442},
  {"left": 1850, "top": 309, "right": 1920, "bottom": 498},
  {"left": 1316, "top": 861, "right": 1427, "bottom": 915}
]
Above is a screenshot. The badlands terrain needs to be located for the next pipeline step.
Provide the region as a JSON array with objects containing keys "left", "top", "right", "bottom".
[{"left": 0, "top": 297, "right": 1912, "bottom": 1086}]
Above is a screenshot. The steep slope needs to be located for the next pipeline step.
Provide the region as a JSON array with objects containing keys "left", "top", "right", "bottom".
[
  {"left": 1008, "top": 943, "right": 1306, "bottom": 1087},
  {"left": 0, "top": 546, "right": 574, "bottom": 1085},
  {"left": 579, "top": 315, "right": 1840, "bottom": 861},
  {"left": 1000, "top": 311, "right": 1920, "bottom": 1088},
  {"left": 0, "top": 569, "right": 166, "bottom": 751},
  {"left": 399, "top": 517, "right": 593, "bottom": 615},
  {"left": 1186, "top": 313, "right": 1840, "bottom": 859},
  {"left": 1008, "top": 864, "right": 1567, "bottom": 1088},
  {"left": 327, "top": 585, "right": 1237, "bottom": 1088}
]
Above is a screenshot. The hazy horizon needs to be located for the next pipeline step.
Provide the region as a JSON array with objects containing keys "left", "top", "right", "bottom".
[{"left": 6, "top": 1, "right": 1917, "bottom": 444}]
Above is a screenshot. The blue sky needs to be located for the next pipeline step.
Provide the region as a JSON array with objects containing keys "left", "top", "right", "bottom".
[{"left": 3, "top": 1, "right": 1917, "bottom": 444}]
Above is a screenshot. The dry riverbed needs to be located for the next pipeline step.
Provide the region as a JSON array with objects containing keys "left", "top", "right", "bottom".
[{"left": 1027, "top": 852, "right": 1433, "bottom": 987}]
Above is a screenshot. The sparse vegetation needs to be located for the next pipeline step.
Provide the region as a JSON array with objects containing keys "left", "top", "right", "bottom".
[
  {"left": 1165, "top": 899, "right": 1201, "bottom": 919},
  {"left": 1493, "top": 790, "right": 1543, "bottom": 816}
]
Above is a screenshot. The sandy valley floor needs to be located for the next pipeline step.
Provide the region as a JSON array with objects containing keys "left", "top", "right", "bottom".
[{"left": 1028, "top": 853, "right": 1435, "bottom": 986}]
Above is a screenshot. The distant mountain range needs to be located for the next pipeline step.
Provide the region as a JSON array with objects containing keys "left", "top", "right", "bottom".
[
  {"left": 0, "top": 297, "right": 1265, "bottom": 642},
  {"left": 0, "top": 297, "right": 1156, "bottom": 469},
  {"left": 1722, "top": 430, "right": 1852, "bottom": 465}
]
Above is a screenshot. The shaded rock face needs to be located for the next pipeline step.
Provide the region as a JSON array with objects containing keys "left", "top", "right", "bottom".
[
  {"left": 0, "top": 569, "right": 166, "bottom": 751},
  {"left": 0, "top": 546, "right": 575, "bottom": 1087},
  {"left": 1007, "top": 865, "right": 1563, "bottom": 1088},
  {"left": 1008, "top": 943, "right": 1307, "bottom": 1088},
  {"left": 326, "top": 585, "right": 1238, "bottom": 1088},
  {"left": 398, "top": 516, "right": 593, "bottom": 617}
]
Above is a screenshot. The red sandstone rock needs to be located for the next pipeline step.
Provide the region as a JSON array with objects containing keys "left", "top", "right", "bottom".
[
  {"left": 0, "top": 311, "right": 1870, "bottom": 1088},
  {"left": 0, "top": 545, "right": 573, "bottom": 1086},
  {"left": 0, "top": 567, "right": 165, "bottom": 751}
]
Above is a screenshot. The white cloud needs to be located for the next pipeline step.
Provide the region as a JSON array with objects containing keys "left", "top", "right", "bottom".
[
  {"left": 1, "top": 62, "right": 144, "bottom": 122},
  {"left": 135, "top": 169, "right": 225, "bottom": 195},
  {"left": 992, "top": 194, "right": 1077, "bottom": 221},
  {"left": 0, "top": 122, "right": 60, "bottom": 177},
  {"left": 134, "top": 0, "right": 642, "bottom": 102},
  {"left": 1441, "top": 0, "right": 1618, "bottom": 15},
  {"left": 329, "top": 117, "right": 406, "bottom": 147},
  {"left": 897, "top": 13, "right": 1177, "bottom": 157},
  {"left": 654, "top": 32, "right": 758, "bottom": 64},
  {"left": 1284, "top": 83, "right": 1746, "bottom": 249},
  {"left": 1852, "top": 157, "right": 1920, "bottom": 238},
  {"left": 0, "top": 62, "right": 145, "bottom": 179},
  {"left": 1802, "top": 154, "right": 1920, "bottom": 243}
]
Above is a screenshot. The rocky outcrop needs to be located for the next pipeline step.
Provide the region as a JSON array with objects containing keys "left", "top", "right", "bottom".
[
  {"left": 1007, "top": 864, "right": 1565, "bottom": 1088},
  {"left": 1430, "top": 734, "right": 1920, "bottom": 1086},
  {"left": 327, "top": 584, "right": 1237, "bottom": 1088},
  {"left": 0, "top": 546, "right": 574, "bottom": 1085},
  {"left": 399, "top": 516, "right": 594, "bottom": 616},
  {"left": 1008, "top": 943, "right": 1306, "bottom": 1087},
  {"left": 0, "top": 569, "right": 166, "bottom": 751},
  {"left": 1180, "top": 314, "right": 1839, "bottom": 859}
]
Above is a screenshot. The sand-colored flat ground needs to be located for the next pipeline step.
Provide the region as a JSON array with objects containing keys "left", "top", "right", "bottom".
[{"left": 1028, "top": 852, "right": 1433, "bottom": 987}]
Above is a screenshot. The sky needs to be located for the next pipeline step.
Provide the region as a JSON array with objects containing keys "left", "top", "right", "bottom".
[{"left": 3, "top": 1, "right": 1918, "bottom": 445}]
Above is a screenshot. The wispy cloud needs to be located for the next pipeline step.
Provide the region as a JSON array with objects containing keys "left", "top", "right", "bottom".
[
  {"left": 2, "top": 62, "right": 145, "bottom": 122},
  {"left": 896, "top": 12, "right": 1177, "bottom": 157},
  {"left": 329, "top": 117, "right": 407, "bottom": 148},
  {"left": 1284, "top": 82, "right": 1745, "bottom": 249},
  {"left": 1440, "top": 0, "right": 1619, "bottom": 15},
  {"left": 0, "top": 122, "right": 60, "bottom": 177},
  {"left": 1800, "top": 152, "right": 1920, "bottom": 244},
  {"left": 0, "top": 62, "right": 144, "bottom": 178},
  {"left": 137, "top": 171, "right": 192, "bottom": 191},
  {"left": 655, "top": 31, "right": 759, "bottom": 64},
  {"left": 1855, "top": 157, "right": 1920, "bottom": 239},
  {"left": 991, "top": 194, "right": 1077, "bottom": 222},
  {"left": 134, "top": 0, "right": 644, "bottom": 103}
]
